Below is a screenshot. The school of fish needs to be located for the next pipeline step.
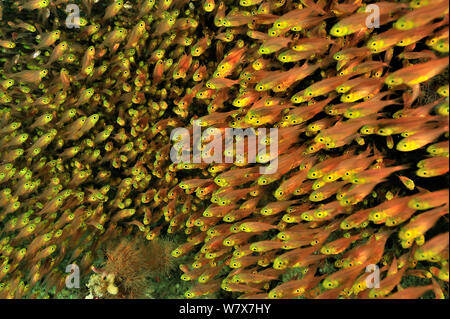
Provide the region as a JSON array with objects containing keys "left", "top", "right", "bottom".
[{"left": 0, "top": 0, "right": 448, "bottom": 299}]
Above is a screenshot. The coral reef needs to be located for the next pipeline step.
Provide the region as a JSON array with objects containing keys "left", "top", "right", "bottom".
[
  {"left": 0, "top": 0, "right": 448, "bottom": 299},
  {"left": 86, "top": 238, "right": 174, "bottom": 298}
]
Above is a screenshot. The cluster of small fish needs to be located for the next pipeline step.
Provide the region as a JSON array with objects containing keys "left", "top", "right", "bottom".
[{"left": 0, "top": 0, "right": 448, "bottom": 299}]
